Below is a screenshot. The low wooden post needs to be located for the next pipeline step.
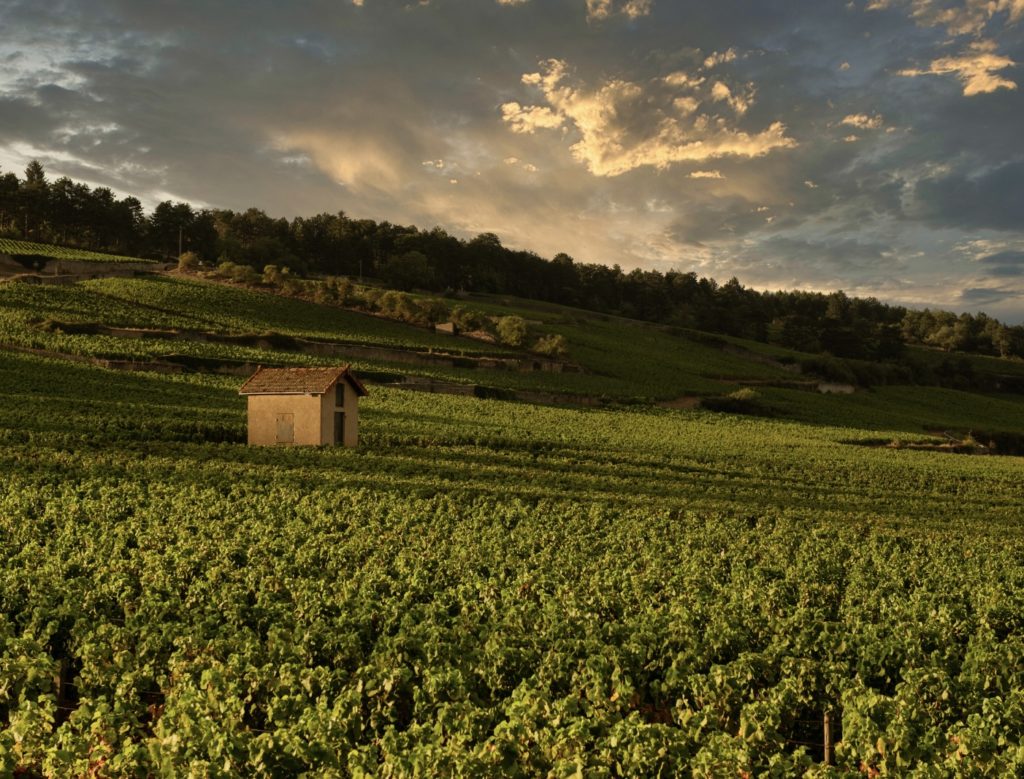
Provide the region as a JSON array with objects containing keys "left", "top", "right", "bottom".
[{"left": 823, "top": 710, "right": 834, "bottom": 766}]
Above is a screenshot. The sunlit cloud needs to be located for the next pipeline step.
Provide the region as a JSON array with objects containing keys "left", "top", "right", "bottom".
[
  {"left": 710, "top": 80, "right": 753, "bottom": 115},
  {"left": 840, "top": 113, "right": 884, "bottom": 129},
  {"left": 503, "top": 58, "right": 795, "bottom": 177},
  {"left": 689, "top": 169, "right": 724, "bottom": 178},
  {"left": 663, "top": 72, "right": 705, "bottom": 88},
  {"left": 586, "top": 0, "right": 653, "bottom": 21},
  {"left": 271, "top": 132, "right": 404, "bottom": 193},
  {"left": 899, "top": 40, "right": 1017, "bottom": 95},
  {"left": 500, "top": 102, "right": 565, "bottom": 133},
  {"left": 703, "top": 48, "right": 738, "bottom": 68},
  {"left": 867, "top": 0, "right": 1024, "bottom": 34}
]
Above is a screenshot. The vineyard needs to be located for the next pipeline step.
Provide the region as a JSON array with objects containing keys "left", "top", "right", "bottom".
[
  {"left": 1, "top": 344, "right": 1023, "bottom": 776},
  {"left": 0, "top": 239, "right": 156, "bottom": 265},
  {"left": 2, "top": 270, "right": 1024, "bottom": 775}
]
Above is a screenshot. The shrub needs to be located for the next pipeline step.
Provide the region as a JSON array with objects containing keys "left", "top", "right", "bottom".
[
  {"left": 327, "top": 276, "right": 354, "bottom": 305},
  {"left": 420, "top": 299, "right": 450, "bottom": 325},
  {"left": 533, "top": 333, "right": 569, "bottom": 357},
  {"left": 216, "top": 261, "right": 259, "bottom": 285},
  {"left": 703, "top": 388, "right": 771, "bottom": 417},
  {"left": 177, "top": 251, "right": 199, "bottom": 271},
  {"left": 450, "top": 306, "right": 487, "bottom": 333},
  {"left": 262, "top": 264, "right": 286, "bottom": 286},
  {"left": 378, "top": 291, "right": 426, "bottom": 325},
  {"left": 496, "top": 315, "right": 528, "bottom": 347}
]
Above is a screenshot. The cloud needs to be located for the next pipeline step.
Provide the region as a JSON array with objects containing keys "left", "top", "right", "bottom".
[
  {"left": 504, "top": 156, "right": 538, "bottom": 172},
  {"left": 673, "top": 96, "right": 701, "bottom": 114},
  {"left": 663, "top": 72, "right": 705, "bottom": 88},
  {"left": 869, "top": 0, "right": 1024, "bottom": 36},
  {"left": 840, "top": 113, "right": 884, "bottom": 129},
  {"left": 586, "top": 0, "right": 653, "bottom": 21},
  {"left": 911, "top": 159, "right": 1024, "bottom": 230},
  {"left": 958, "top": 285, "right": 1022, "bottom": 306},
  {"left": 272, "top": 131, "right": 407, "bottom": 193},
  {"left": 689, "top": 169, "right": 724, "bottom": 178},
  {"left": 500, "top": 102, "right": 565, "bottom": 133},
  {"left": 978, "top": 249, "right": 1024, "bottom": 276},
  {"left": 502, "top": 59, "right": 795, "bottom": 177},
  {"left": 703, "top": 48, "right": 738, "bottom": 68},
  {"left": 899, "top": 40, "right": 1017, "bottom": 96},
  {"left": 710, "top": 81, "right": 753, "bottom": 115}
]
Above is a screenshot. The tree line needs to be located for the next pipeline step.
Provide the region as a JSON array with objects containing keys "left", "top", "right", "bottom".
[{"left": 2, "top": 160, "right": 1022, "bottom": 362}]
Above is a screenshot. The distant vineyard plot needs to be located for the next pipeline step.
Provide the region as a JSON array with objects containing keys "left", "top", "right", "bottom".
[{"left": 0, "top": 238, "right": 157, "bottom": 265}]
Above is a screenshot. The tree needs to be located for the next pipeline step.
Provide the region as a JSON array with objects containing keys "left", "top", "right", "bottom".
[
  {"left": 0, "top": 169, "right": 19, "bottom": 232},
  {"left": 150, "top": 201, "right": 195, "bottom": 258},
  {"left": 380, "top": 251, "right": 433, "bottom": 291},
  {"left": 19, "top": 159, "right": 48, "bottom": 238}
]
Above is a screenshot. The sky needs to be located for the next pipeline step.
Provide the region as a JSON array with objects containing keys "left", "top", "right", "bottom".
[{"left": 0, "top": 0, "right": 1022, "bottom": 321}]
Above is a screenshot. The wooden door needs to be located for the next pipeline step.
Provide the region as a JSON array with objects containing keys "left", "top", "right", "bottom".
[{"left": 276, "top": 413, "right": 294, "bottom": 444}]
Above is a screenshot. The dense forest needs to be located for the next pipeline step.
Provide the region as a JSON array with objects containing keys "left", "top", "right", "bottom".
[{"left": 2, "top": 160, "right": 1022, "bottom": 362}]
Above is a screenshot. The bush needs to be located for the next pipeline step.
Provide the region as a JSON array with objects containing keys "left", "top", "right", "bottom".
[
  {"left": 262, "top": 264, "right": 287, "bottom": 286},
  {"left": 312, "top": 283, "right": 336, "bottom": 305},
  {"left": 177, "top": 251, "right": 199, "bottom": 271},
  {"left": 281, "top": 277, "right": 304, "bottom": 296},
  {"left": 420, "top": 299, "right": 450, "bottom": 325},
  {"left": 533, "top": 333, "right": 569, "bottom": 357},
  {"left": 450, "top": 306, "right": 487, "bottom": 333},
  {"left": 378, "top": 291, "right": 426, "bottom": 325},
  {"left": 327, "top": 276, "right": 354, "bottom": 305},
  {"left": 216, "top": 261, "right": 259, "bottom": 285},
  {"left": 702, "top": 388, "right": 772, "bottom": 416},
  {"left": 496, "top": 315, "right": 528, "bottom": 347}
]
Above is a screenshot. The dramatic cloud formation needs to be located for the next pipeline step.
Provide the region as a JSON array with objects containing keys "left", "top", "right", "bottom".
[
  {"left": 0, "top": 0, "right": 1021, "bottom": 320},
  {"left": 502, "top": 59, "right": 795, "bottom": 176}
]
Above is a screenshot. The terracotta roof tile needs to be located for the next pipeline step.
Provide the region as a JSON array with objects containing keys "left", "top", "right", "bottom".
[{"left": 238, "top": 366, "right": 368, "bottom": 396}]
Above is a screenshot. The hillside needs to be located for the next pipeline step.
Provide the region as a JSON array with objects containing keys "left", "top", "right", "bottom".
[
  {"left": 3, "top": 268, "right": 1023, "bottom": 435},
  {"left": 2, "top": 269, "right": 1024, "bottom": 774}
]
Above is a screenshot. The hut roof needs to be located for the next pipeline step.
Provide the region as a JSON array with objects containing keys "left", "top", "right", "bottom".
[{"left": 238, "top": 366, "right": 368, "bottom": 397}]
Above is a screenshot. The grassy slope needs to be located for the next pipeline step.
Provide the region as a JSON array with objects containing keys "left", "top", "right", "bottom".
[
  {"left": 2, "top": 273, "right": 1024, "bottom": 429},
  {"left": 0, "top": 276, "right": 780, "bottom": 398}
]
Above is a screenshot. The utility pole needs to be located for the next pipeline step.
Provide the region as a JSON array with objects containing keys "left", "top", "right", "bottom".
[{"left": 178, "top": 226, "right": 183, "bottom": 259}]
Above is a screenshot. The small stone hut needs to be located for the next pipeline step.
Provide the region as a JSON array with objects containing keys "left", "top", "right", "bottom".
[{"left": 239, "top": 366, "right": 368, "bottom": 447}]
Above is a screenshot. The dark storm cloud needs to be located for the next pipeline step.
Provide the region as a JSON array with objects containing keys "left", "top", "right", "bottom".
[{"left": 0, "top": 0, "right": 1022, "bottom": 316}]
